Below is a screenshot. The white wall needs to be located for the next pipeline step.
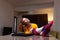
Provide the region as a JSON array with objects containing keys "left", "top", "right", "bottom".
[
  {"left": 53, "top": 0, "right": 60, "bottom": 32},
  {"left": 15, "top": 3, "right": 54, "bottom": 23},
  {"left": 15, "top": 2, "right": 53, "bottom": 11},
  {"left": 30, "top": 7, "right": 54, "bottom": 22},
  {"left": 0, "top": 0, "right": 14, "bottom": 35}
]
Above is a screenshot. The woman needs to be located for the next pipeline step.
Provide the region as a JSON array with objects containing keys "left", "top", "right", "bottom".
[{"left": 17, "top": 18, "right": 53, "bottom": 37}]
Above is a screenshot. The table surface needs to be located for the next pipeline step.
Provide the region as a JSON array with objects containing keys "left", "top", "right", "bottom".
[{"left": 0, "top": 35, "right": 58, "bottom": 40}]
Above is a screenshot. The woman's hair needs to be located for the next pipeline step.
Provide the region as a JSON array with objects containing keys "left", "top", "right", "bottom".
[{"left": 17, "top": 18, "right": 31, "bottom": 32}]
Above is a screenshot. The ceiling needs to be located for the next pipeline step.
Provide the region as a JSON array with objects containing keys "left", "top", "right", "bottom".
[{"left": 6, "top": 0, "right": 54, "bottom": 7}]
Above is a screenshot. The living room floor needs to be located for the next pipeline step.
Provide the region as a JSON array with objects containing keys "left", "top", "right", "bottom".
[{"left": 0, "top": 35, "right": 57, "bottom": 40}]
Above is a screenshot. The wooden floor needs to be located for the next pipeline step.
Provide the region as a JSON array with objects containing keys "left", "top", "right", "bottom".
[
  {"left": 13, "top": 35, "right": 57, "bottom": 40},
  {"left": 0, "top": 35, "right": 58, "bottom": 40}
]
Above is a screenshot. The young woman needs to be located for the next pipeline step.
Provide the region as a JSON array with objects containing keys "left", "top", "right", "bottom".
[{"left": 17, "top": 18, "right": 53, "bottom": 37}]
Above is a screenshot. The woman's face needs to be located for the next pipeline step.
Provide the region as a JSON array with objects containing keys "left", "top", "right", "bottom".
[
  {"left": 21, "top": 18, "right": 30, "bottom": 26},
  {"left": 22, "top": 21, "right": 30, "bottom": 26}
]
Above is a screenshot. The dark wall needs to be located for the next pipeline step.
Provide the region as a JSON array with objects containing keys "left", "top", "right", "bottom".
[{"left": 22, "top": 14, "right": 48, "bottom": 28}]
